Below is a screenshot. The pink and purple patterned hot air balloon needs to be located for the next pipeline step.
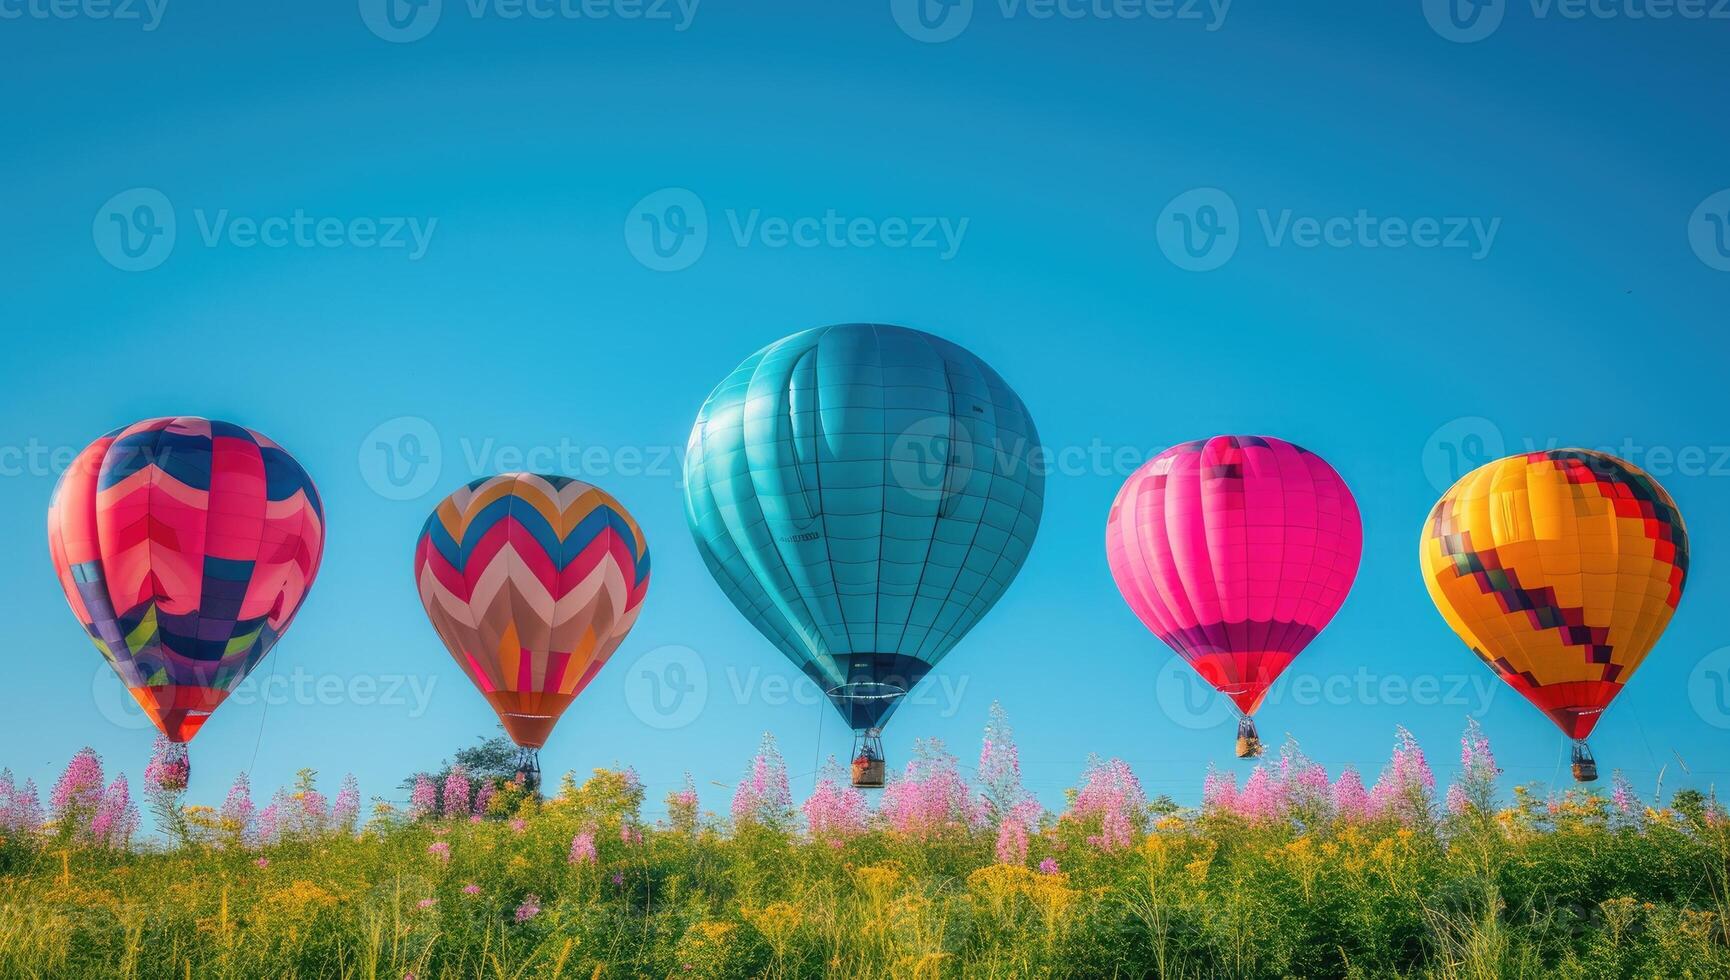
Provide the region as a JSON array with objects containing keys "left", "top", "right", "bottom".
[{"left": 1105, "top": 436, "right": 1362, "bottom": 757}]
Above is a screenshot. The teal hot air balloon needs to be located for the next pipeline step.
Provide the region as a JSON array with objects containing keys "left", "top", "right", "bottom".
[{"left": 684, "top": 323, "right": 1044, "bottom": 787}]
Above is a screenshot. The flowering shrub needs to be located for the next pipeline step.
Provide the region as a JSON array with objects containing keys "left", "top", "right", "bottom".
[{"left": 731, "top": 733, "right": 794, "bottom": 830}]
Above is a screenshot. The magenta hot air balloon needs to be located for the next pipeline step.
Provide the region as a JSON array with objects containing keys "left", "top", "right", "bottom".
[{"left": 1105, "top": 436, "right": 1362, "bottom": 757}]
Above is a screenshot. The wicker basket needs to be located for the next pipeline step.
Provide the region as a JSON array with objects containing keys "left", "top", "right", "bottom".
[{"left": 851, "top": 757, "right": 886, "bottom": 788}]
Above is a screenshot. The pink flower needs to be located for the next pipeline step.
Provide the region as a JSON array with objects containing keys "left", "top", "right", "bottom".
[
  {"left": 803, "top": 759, "right": 867, "bottom": 843},
  {"left": 409, "top": 775, "right": 437, "bottom": 821},
  {"left": 1369, "top": 727, "right": 1436, "bottom": 826},
  {"left": 254, "top": 857, "right": 269, "bottom": 869},
  {"left": 463, "top": 883, "right": 481, "bottom": 896},
  {"left": 568, "top": 827, "right": 597, "bottom": 865},
  {"left": 1070, "top": 757, "right": 1145, "bottom": 852},
  {"left": 668, "top": 775, "right": 700, "bottom": 833},
  {"left": 1038, "top": 857, "right": 1060, "bottom": 875},
  {"left": 978, "top": 702, "right": 1037, "bottom": 827},
  {"left": 50, "top": 747, "right": 105, "bottom": 837},
  {"left": 416, "top": 898, "right": 437, "bottom": 910},
  {"left": 427, "top": 841, "right": 451, "bottom": 863},
  {"left": 879, "top": 740, "right": 983, "bottom": 838},
  {"left": 509, "top": 818, "right": 526, "bottom": 834},
  {"left": 610, "top": 871, "right": 624, "bottom": 886},
  {"left": 1333, "top": 768, "right": 1372, "bottom": 823},
  {"left": 90, "top": 775, "right": 139, "bottom": 848},
  {"left": 473, "top": 781, "right": 496, "bottom": 816},
  {"left": 332, "top": 775, "right": 361, "bottom": 833},
  {"left": 995, "top": 818, "right": 1029, "bottom": 865},
  {"left": 514, "top": 894, "right": 541, "bottom": 923},
  {"left": 443, "top": 766, "right": 471, "bottom": 819},
  {"left": 732, "top": 733, "right": 794, "bottom": 828},
  {"left": 1201, "top": 768, "right": 1238, "bottom": 814},
  {"left": 620, "top": 822, "right": 643, "bottom": 847},
  {"left": 220, "top": 773, "right": 256, "bottom": 843}
]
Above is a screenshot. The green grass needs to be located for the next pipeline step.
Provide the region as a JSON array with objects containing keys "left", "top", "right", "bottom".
[{"left": 2, "top": 771, "right": 1727, "bottom": 978}]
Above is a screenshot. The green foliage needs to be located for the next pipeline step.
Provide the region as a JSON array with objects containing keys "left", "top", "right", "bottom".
[{"left": 1, "top": 772, "right": 1727, "bottom": 978}]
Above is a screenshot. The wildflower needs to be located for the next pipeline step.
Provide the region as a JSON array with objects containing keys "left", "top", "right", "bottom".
[
  {"left": 462, "top": 883, "right": 481, "bottom": 896},
  {"left": 332, "top": 774, "right": 361, "bottom": 834},
  {"left": 1038, "top": 857, "right": 1060, "bottom": 875},
  {"left": 879, "top": 740, "right": 983, "bottom": 837},
  {"left": 427, "top": 841, "right": 451, "bottom": 863},
  {"left": 1369, "top": 727, "right": 1435, "bottom": 826},
  {"left": 514, "top": 894, "right": 541, "bottom": 922},
  {"left": 473, "top": 780, "right": 496, "bottom": 816},
  {"left": 509, "top": 818, "right": 526, "bottom": 834},
  {"left": 219, "top": 773, "right": 256, "bottom": 843},
  {"left": 732, "top": 733, "right": 795, "bottom": 829},
  {"left": 978, "top": 702, "right": 1036, "bottom": 826},
  {"left": 90, "top": 775, "right": 139, "bottom": 849},
  {"left": 50, "top": 747, "right": 105, "bottom": 838},
  {"left": 610, "top": 871, "right": 624, "bottom": 886},
  {"left": 803, "top": 758, "right": 867, "bottom": 844},
  {"left": 1071, "top": 757, "right": 1146, "bottom": 852},
  {"left": 443, "top": 766, "right": 471, "bottom": 819},
  {"left": 568, "top": 827, "right": 597, "bottom": 865},
  {"left": 1444, "top": 718, "right": 1500, "bottom": 817},
  {"left": 409, "top": 775, "right": 437, "bottom": 821},
  {"left": 620, "top": 822, "right": 643, "bottom": 846},
  {"left": 416, "top": 898, "right": 437, "bottom": 910},
  {"left": 995, "top": 817, "right": 1029, "bottom": 865},
  {"left": 256, "top": 802, "right": 281, "bottom": 845},
  {"left": 1333, "top": 768, "right": 1372, "bottom": 822},
  {"left": 668, "top": 774, "right": 700, "bottom": 834},
  {"left": 255, "top": 857, "right": 269, "bottom": 869}
]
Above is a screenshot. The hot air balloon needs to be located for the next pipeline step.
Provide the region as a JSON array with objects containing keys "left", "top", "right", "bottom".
[
  {"left": 47, "top": 417, "right": 326, "bottom": 783},
  {"left": 1419, "top": 450, "right": 1687, "bottom": 782},
  {"left": 414, "top": 474, "right": 650, "bottom": 790},
  {"left": 683, "top": 323, "right": 1044, "bottom": 787},
  {"left": 1106, "top": 436, "right": 1363, "bottom": 758}
]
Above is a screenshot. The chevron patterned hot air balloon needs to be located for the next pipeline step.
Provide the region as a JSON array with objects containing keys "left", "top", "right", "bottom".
[
  {"left": 47, "top": 417, "right": 326, "bottom": 781},
  {"left": 1420, "top": 450, "right": 1688, "bottom": 781},
  {"left": 684, "top": 323, "right": 1044, "bottom": 787},
  {"left": 414, "top": 474, "right": 650, "bottom": 789},
  {"left": 1106, "top": 435, "right": 1363, "bottom": 758}
]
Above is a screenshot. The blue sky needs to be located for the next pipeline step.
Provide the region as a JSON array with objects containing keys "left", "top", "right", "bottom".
[{"left": 2, "top": 1, "right": 1727, "bottom": 818}]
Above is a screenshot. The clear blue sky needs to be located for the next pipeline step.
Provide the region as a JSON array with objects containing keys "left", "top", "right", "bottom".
[{"left": 2, "top": 2, "right": 1726, "bottom": 817}]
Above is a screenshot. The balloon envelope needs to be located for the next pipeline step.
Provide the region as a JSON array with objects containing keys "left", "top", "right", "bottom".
[
  {"left": 1106, "top": 435, "right": 1362, "bottom": 715},
  {"left": 1419, "top": 450, "right": 1687, "bottom": 739},
  {"left": 47, "top": 417, "right": 326, "bottom": 742},
  {"left": 414, "top": 474, "right": 651, "bottom": 748},
  {"left": 683, "top": 323, "right": 1044, "bottom": 731}
]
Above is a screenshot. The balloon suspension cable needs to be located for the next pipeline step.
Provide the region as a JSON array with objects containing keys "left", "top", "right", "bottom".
[
  {"left": 1570, "top": 739, "right": 1599, "bottom": 783},
  {"left": 1234, "top": 715, "right": 1263, "bottom": 760},
  {"left": 513, "top": 747, "right": 543, "bottom": 796},
  {"left": 850, "top": 728, "right": 886, "bottom": 789}
]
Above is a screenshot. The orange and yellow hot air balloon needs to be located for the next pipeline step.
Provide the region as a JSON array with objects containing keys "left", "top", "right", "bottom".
[
  {"left": 414, "top": 474, "right": 650, "bottom": 790},
  {"left": 1419, "top": 449, "right": 1688, "bottom": 781}
]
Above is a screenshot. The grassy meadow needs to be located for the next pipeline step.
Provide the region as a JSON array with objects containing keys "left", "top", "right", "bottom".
[{"left": 1, "top": 712, "right": 1727, "bottom": 978}]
